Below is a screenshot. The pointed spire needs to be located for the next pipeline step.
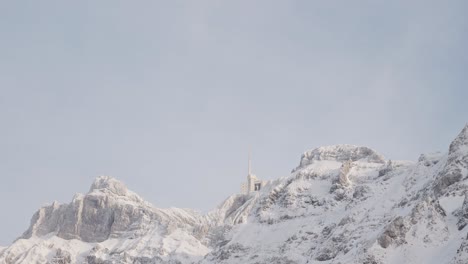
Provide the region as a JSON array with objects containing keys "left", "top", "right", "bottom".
[{"left": 248, "top": 150, "right": 251, "bottom": 176}]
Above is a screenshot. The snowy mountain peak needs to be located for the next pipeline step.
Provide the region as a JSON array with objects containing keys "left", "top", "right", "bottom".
[
  {"left": 89, "top": 175, "right": 128, "bottom": 196},
  {"left": 434, "top": 124, "right": 468, "bottom": 196},
  {"left": 449, "top": 124, "right": 468, "bottom": 154},
  {"left": 297, "top": 144, "right": 385, "bottom": 170},
  {"left": 3, "top": 125, "right": 468, "bottom": 264}
]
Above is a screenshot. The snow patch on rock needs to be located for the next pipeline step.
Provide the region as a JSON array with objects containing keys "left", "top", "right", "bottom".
[{"left": 296, "top": 144, "right": 385, "bottom": 171}]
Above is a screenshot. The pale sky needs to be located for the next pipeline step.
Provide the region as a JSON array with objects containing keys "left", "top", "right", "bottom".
[{"left": 1, "top": 1, "right": 467, "bottom": 245}]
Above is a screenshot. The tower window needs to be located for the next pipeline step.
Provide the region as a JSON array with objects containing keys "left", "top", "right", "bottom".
[{"left": 254, "top": 183, "right": 261, "bottom": 191}]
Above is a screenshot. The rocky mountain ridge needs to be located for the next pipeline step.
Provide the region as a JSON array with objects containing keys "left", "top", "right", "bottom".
[{"left": 1, "top": 124, "right": 468, "bottom": 264}]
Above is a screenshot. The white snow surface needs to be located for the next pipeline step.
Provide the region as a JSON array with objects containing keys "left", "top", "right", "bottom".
[{"left": 1, "top": 124, "right": 468, "bottom": 264}]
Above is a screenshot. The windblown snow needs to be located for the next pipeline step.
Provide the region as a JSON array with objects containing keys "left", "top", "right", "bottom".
[{"left": 1, "top": 124, "right": 468, "bottom": 264}]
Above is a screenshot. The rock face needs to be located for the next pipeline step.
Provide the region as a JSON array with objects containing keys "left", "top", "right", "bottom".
[
  {"left": 20, "top": 176, "right": 202, "bottom": 243},
  {"left": 378, "top": 216, "right": 409, "bottom": 248},
  {"left": 457, "top": 193, "right": 468, "bottom": 230},
  {"left": 434, "top": 124, "right": 468, "bottom": 196},
  {"left": 295, "top": 144, "right": 385, "bottom": 171},
  {"left": 2, "top": 125, "right": 468, "bottom": 264}
]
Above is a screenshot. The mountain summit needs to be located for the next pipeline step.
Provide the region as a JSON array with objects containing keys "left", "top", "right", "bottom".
[
  {"left": 2, "top": 125, "right": 468, "bottom": 264},
  {"left": 296, "top": 144, "right": 385, "bottom": 171},
  {"left": 88, "top": 175, "right": 129, "bottom": 196}
]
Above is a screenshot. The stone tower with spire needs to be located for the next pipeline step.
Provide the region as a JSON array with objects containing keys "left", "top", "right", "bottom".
[{"left": 241, "top": 152, "right": 265, "bottom": 194}]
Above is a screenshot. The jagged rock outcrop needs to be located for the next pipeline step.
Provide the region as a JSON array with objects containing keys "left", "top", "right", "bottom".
[
  {"left": 338, "top": 160, "right": 352, "bottom": 186},
  {"left": 434, "top": 124, "right": 468, "bottom": 196},
  {"left": 457, "top": 193, "right": 468, "bottom": 230},
  {"left": 20, "top": 176, "right": 205, "bottom": 243},
  {"left": 378, "top": 160, "right": 393, "bottom": 177},
  {"left": 295, "top": 145, "right": 385, "bottom": 171},
  {"left": 2, "top": 125, "right": 468, "bottom": 264},
  {"left": 48, "top": 249, "right": 71, "bottom": 264},
  {"left": 378, "top": 216, "right": 409, "bottom": 248}
]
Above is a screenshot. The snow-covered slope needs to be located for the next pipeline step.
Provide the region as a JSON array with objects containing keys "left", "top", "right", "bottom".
[{"left": 1, "top": 124, "right": 468, "bottom": 264}]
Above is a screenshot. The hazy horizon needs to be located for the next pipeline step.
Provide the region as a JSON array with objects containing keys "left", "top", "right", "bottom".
[{"left": 1, "top": 1, "right": 467, "bottom": 245}]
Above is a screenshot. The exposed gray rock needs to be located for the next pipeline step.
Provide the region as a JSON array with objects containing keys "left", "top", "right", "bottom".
[
  {"left": 361, "top": 255, "right": 382, "bottom": 264},
  {"left": 256, "top": 256, "right": 298, "bottom": 264},
  {"left": 434, "top": 125, "right": 468, "bottom": 196},
  {"left": 457, "top": 193, "right": 468, "bottom": 230},
  {"left": 204, "top": 243, "right": 249, "bottom": 261},
  {"left": 321, "top": 223, "right": 336, "bottom": 237},
  {"left": 86, "top": 255, "right": 112, "bottom": 264},
  {"left": 378, "top": 160, "right": 394, "bottom": 177},
  {"left": 48, "top": 248, "right": 71, "bottom": 264},
  {"left": 315, "top": 246, "right": 338, "bottom": 261},
  {"left": 418, "top": 153, "right": 443, "bottom": 167},
  {"left": 378, "top": 216, "right": 409, "bottom": 248},
  {"left": 451, "top": 236, "right": 468, "bottom": 264},
  {"left": 353, "top": 185, "right": 371, "bottom": 200},
  {"left": 338, "top": 215, "right": 354, "bottom": 226}
]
